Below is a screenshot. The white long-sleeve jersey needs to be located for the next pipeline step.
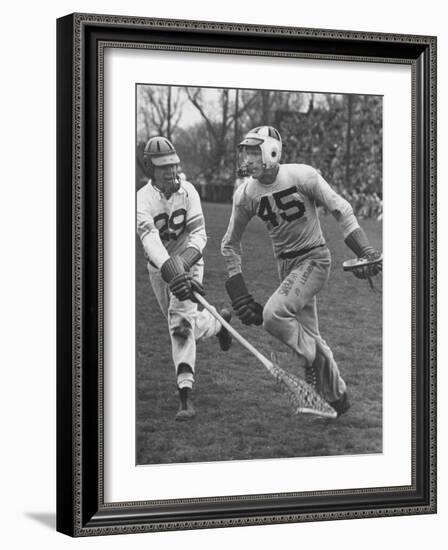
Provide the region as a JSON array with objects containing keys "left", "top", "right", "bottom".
[
  {"left": 221, "top": 164, "right": 359, "bottom": 277},
  {"left": 137, "top": 180, "right": 206, "bottom": 270}
]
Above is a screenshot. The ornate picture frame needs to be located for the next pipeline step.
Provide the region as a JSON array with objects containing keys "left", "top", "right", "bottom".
[{"left": 56, "top": 13, "right": 436, "bottom": 536}]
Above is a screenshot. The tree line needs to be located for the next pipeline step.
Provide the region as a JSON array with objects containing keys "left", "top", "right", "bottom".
[{"left": 136, "top": 86, "right": 382, "bottom": 196}]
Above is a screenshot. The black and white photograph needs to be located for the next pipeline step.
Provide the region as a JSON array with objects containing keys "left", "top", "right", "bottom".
[
  {"left": 135, "top": 84, "right": 383, "bottom": 465},
  {"left": 51, "top": 7, "right": 437, "bottom": 541},
  {"left": 1, "top": 0, "right": 443, "bottom": 544}
]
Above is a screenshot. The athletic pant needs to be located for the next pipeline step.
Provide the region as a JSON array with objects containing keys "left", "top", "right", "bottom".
[
  {"left": 262, "top": 247, "right": 346, "bottom": 403},
  {"left": 149, "top": 263, "right": 221, "bottom": 389}
]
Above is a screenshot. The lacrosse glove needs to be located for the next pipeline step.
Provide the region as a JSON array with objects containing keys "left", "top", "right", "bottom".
[
  {"left": 225, "top": 273, "right": 263, "bottom": 326},
  {"left": 161, "top": 256, "right": 205, "bottom": 302},
  {"left": 345, "top": 227, "right": 382, "bottom": 280},
  {"left": 179, "top": 247, "right": 202, "bottom": 271},
  {"left": 351, "top": 249, "right": 382, "bottom": 279}
]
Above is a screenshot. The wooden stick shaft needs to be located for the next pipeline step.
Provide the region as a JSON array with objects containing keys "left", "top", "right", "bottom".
[
  {"left": 194, "top": 294, "right": 337, "bottom": 419},
  {"left": 194, "top": 293, "right": 274, "bottom": 372}
]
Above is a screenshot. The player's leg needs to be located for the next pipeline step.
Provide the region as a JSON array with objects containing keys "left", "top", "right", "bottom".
[
  {"left": 149, "top": 269, "right": 197, "bottom": 419},
  {"left": 190, "top": 263, "right": 232, "bottom": 351},
  {"left": 262, "top": 253, "right": 346, "bottom": 405},
  {"left": 167, "top": 295, "right": 198, "bottom": 385},
  {"left": 301, "top": 297, "right": 347, "bottom": 404},
  {"left": 149, "top": 265, "right": 231, "bottom": 420},
  {"left": 262, "top": 256, "right": 328, "bottom": 364},
  {"left": 167, "top": 264, "right": 231, "bottom": 419},
  {"left": 150, "top": 266, "right": 205, "bottom": 384},
  {"left": 167, "top": 295, "right": 199, "bottom": 420},
  {"left": 148, "top": 268, "right": 170, "bottom": 318}
]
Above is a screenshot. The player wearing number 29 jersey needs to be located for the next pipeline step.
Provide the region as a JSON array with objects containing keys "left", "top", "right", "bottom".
[
  {"left": 137, "top": 178, "right": 206, "bottom": 271},
  {"left": 137, "top": 136, "right": 232, "bottom": 421}
]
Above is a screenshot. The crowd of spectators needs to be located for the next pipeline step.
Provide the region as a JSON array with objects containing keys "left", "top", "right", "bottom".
[
  {"left": 317, "top": 188, "right": 382, "bottom": 221},
  {"left": 340, "top": 188, "right": 383, "bottom": 221}
]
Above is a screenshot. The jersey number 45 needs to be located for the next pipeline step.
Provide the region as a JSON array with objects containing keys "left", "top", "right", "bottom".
[{"left": 258, "top": 186, "right": 305, "bottom": 227}]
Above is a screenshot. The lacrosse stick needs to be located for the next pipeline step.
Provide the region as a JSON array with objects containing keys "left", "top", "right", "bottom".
[{"left": 193, "top": 292, "right": 337, "bottom": 419}]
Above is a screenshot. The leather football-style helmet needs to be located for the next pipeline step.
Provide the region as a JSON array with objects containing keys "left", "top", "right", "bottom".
[
  {"left": 238, "top": 126, "right": 282, "bottom": 176},
  {"left": 143, "top": 136, "right": 181, "bottom": 197},
  {"left": 144, "top": 136, "right": 180, "bottom": 166}
]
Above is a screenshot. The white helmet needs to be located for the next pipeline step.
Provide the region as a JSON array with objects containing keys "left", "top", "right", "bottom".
[{"left": 239, "top": 126, "right": 282, "bottom": 172}]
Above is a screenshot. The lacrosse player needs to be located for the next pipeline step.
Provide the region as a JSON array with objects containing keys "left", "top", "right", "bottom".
[
  {"left": 137, "top": 136, "right": 232, "bottom": 421},
  {"left": 221, "top": 126, "right": 381, "bottom": 416}
]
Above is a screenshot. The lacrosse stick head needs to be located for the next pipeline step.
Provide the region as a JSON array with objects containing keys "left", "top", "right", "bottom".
[
  {"left": 342, "top": 254, "right": 383, "bottom": 272},
  {"left": 270, "top": 353, "right": 337, "bottom": 419}
]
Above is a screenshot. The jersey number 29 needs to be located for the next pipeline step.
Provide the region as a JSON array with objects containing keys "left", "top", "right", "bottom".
[
  {"left": 153, "top": 208, "right": 187, "bottom": 241},
  {"left": 257, "top": 186, "right": 305, "bottom": 227}
]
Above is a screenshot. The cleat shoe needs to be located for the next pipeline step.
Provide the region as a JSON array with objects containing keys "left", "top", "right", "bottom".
[
  {"left": 330, "top": 392, "right": 351, "bottom": 417},
  {"left": 304, "top": 364, "right": 319, "bottom": 392},
  {"left": 175, "top": 402, "right": 196, "bottom": 420},
  {"left": 216, "top": 308, "right": 232, "bottom": 351},
  {"left": 175, "top": 387, "right": 196, "bottom": 421}
]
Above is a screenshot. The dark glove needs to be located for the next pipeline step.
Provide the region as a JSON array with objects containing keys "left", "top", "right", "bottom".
[
  {"left": 225, "top": 273, "right": 263, "bottom": 326},
  {"left": 345, "top": 227, "right": 382, "bottom": 280},
  {"left": 160, "top": 255, "right": 185, "bottom": 283},
  {"left": 169, "top": 274, "right": 205, "bottom": 302},
  {"left": 161, "top": 255, "right": 205, "bottom": 302},
  {"left": 352, "top": 249, "right": 382, "bottom": 280},
  {"left": 179, "top": 247, "right": 202, "bottom": 271},
  {"left": 232, "top": 296, "right": 264, "bottom": 325}
]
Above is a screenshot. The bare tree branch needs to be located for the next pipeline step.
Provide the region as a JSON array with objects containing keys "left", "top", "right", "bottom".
[
  {"left": 235, "top": 92, "right": 258, "bottom": 120},
  {"left": 184, "top": 87, "right": 217, "bottom": 140}
]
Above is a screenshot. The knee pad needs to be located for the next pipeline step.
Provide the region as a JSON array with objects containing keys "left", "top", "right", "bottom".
[{"left": 170, "top": 314, "right": 193, "bottom": 340}]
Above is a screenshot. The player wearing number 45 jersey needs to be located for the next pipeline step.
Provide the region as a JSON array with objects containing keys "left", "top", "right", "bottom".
[
  {"left": 137, "top": 136, "right": 232, "bottom": 421},
  {"left": 221, "top": 126, "right": 381, "bottom": 416}
]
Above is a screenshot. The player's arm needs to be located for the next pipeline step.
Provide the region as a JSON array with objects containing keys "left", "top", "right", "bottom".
[
  {"left": 136, "top": 193, "right": 203, "bottom": 302},
  {"left": 136, "top": 205, "right": 170, "bottom": 269},
  {"left": 221, "top": 186, "right": 252, "bottom": 277},
  {"left": 307, "top": 168, "right": 381, "bottom": 279},
  {"left": 181, "top": 183, "right": 207, "bottom": 270},
  {"left": 221, "top": 189, "right": 263, "bottom": 326}
]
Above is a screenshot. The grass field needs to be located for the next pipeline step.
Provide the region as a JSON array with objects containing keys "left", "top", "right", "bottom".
[{"left": 136, "top": 202, "right": 382, "bottom": 465}]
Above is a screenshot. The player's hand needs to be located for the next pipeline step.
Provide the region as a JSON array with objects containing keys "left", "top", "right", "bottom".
[
  {"left": 231, "top": 295, "right": 264, "bottom": 325},
  {"left": 225, "top": 274, "right": 264, "bottom": 326},
  {"left": 169, "top": 274, "right": 205, "bottom": 302},
  {"left": 161, "top": 256, "right": 185, "bottom": 282},
  {"left": 161, "top": 255, "right": 205, "bottom": 302},
  {"left": 351, "top": 249, "right": 382, "bottom": 279}
]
